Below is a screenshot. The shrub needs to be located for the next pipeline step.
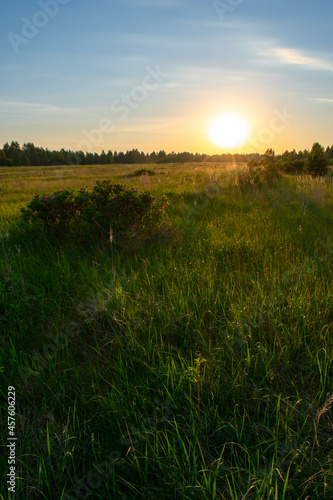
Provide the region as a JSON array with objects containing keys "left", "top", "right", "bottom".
[
  {"left": 131, "top": 168, "right": 156, "bottom": 177},
  {"left": 21, "top": 181, "right": 166, "bottom": 240},
  {"left": 279, "top": 159, "right": 304, "bottom": 174},
  {"left": 236, "top": 151, "right": 281, "bottom": 189},
  {"left": 20, "top": 189, "right": 82, "bottom": 230}
]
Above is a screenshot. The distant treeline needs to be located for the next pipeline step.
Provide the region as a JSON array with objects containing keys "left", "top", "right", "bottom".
[
  {"left": 1, "top": 140, "right": 333, "bottom": 168},
  {"left": 0, "top": 141, "right": 263, "bottom": 167}
]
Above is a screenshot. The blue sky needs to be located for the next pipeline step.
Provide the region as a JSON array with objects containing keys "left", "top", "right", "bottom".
[{"left": 1, "top": 0, "right": 333, "bottom": 154}]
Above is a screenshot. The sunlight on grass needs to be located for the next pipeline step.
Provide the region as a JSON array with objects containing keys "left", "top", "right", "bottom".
[{"left": 0, "top": 163, "right": 333, "bottom": 498}]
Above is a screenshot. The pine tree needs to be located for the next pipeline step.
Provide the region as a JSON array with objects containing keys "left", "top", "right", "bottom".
[{"left": 306, "top": 142, "right": 328, "bottom": 176}]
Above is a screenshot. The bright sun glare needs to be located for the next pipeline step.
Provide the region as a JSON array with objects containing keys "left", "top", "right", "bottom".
[{"left": 208, "top": 113, "right": 250, "bottom": 149}]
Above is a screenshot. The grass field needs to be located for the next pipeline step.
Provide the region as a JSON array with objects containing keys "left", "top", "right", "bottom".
[{"left": 0, "top": 162, "right": 333, "bottom": 499}]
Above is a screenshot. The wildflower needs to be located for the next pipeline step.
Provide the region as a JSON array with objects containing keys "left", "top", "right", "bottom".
[
  {"left": 129, "top": 199, "right": 132, "bottom": 202},
  {"left": 52, "top": 197, "right": 56, "bottom": 200},
  {"left": 45, "top": 197, "right": 48, "bottom": 200},
  {"left": 120, "top": 202, "right": 123, "bottom": 205},
  {"left": 43, "top": 203, "right": 46, "bottom": 206},
  {"left": 132, "top": 225, "right": 136, "bottom": 229},
  {"left": 103, "top": 180, "right": 106, "bottom": 182},
  {"left": 126, "top": 190, "right": 129, "bottom": 193},
  {"left": 162, "top": 205, "right": 165, "bottom": 209},
  {"left": 60, "top": 190, "right": 63, "bottom": 192}
]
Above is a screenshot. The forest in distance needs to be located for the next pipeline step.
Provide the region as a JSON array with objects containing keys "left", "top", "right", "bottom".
[{"left": 2, "top": 139, "right": 333, "bottom": 169}]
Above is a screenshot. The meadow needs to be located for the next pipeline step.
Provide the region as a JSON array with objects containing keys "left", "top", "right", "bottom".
[{"left": 0, "top": 162, "right": 333, "bottom": 499}]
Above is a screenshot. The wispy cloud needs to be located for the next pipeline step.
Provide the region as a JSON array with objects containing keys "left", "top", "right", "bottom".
[
  {"left": 316, "top": 98, "right": 333, "bottom": 103},
  {"left": 273, "top": 48, "right": 333, "bottom": 71},
  {"left": 0, "top": 101, "right": 82, "bottom": 114}
]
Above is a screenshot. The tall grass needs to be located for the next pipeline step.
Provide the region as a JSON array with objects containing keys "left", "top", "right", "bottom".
[{"left": 0, "top": 163, "right": 333, "bottom": 499}]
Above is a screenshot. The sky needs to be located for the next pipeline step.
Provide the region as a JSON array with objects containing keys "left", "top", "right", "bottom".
[{"left": 1, "top": 0, "right": 333, "bottom": 155}]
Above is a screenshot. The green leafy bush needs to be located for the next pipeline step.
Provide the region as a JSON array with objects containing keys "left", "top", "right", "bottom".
[{"left": 20, "top": 181, "right": 166, "bottom": 240}]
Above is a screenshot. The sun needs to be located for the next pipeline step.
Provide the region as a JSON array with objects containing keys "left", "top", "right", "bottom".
[{"left": 208, "top": 113, "right": 250, "bottom": 149}]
